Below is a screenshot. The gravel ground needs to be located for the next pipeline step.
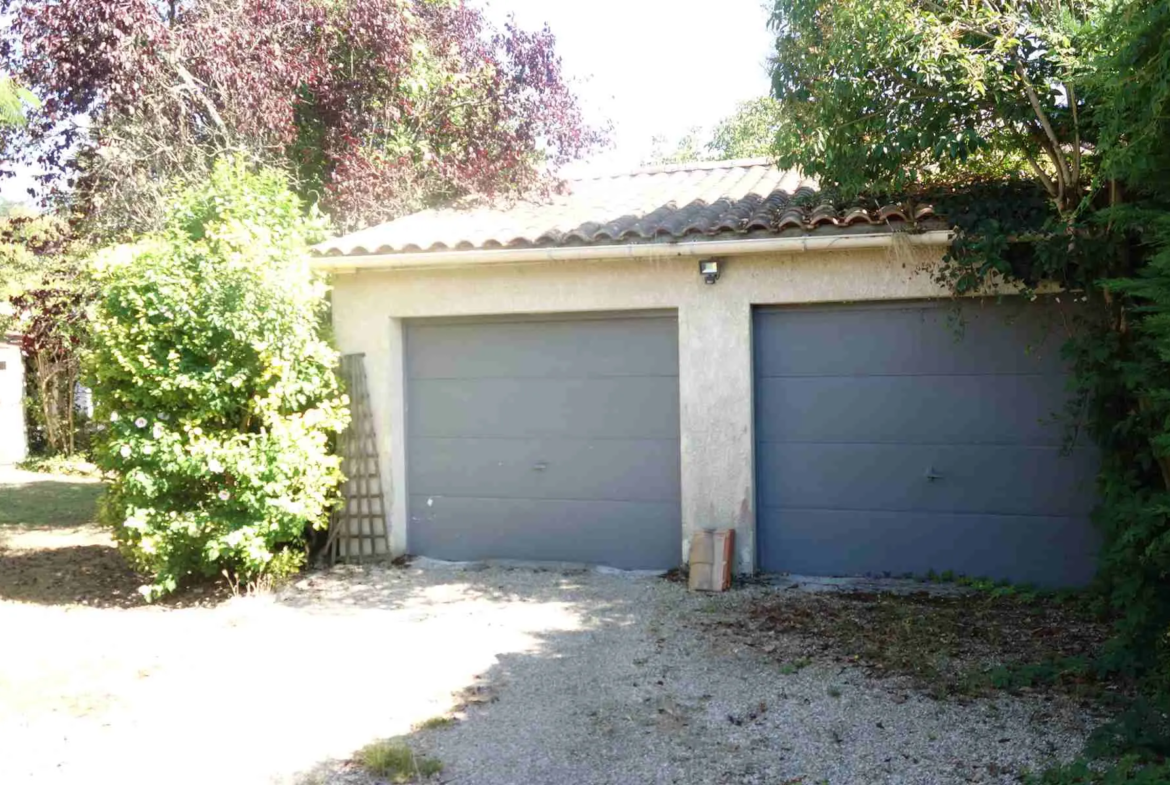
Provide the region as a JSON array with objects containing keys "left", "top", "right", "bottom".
[
  {"left": 300, "top": 565, "right": 1095, "bottom": 785},
  {"left": 0, "top": 560, "right": 1097, "bottom": 785}
]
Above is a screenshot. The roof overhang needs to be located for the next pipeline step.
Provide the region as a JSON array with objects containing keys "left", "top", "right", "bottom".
[{"left": 312, "top": 230, "right": 954, "bottom": 274}]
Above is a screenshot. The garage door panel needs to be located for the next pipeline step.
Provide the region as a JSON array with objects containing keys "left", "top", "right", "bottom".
[
  {"left": 754, "top": 299, "right": 1098, "bottom": 586},
  {"left": 408, "top": 316, "right": 679, "bottom": 379},
  {"left": 406, "top": 314, "right": 681, "bottom": 570},
  {"left": 757, "top": 443, "right": 1098, "bottom": 517},
  {"left": 757, "top": 507, "right": 1100, "bottom": 586},
  {"left": 409, "top": 377, "right": 680, "bottom": 440},
  {"left": 756, "top": 375, "right": 1072, "bottom": 446},
  {"left": 755, "top": 304, "right": 1069, "bottom": 378},
  {"left": 408, "top": 437, "right": 681, "bottom": 503},
  {"left": 408, "top": 495, "right": 681, "bottom": 570}
]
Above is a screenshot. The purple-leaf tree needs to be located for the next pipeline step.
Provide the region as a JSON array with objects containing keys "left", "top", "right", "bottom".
[{"left": 1, "top": 0, "right": 603, "bottom": 233}]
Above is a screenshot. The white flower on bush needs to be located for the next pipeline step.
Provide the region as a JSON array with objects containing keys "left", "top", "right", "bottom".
[
  {"left": 157, "top": 412, "right": 169, "bottom": 421},
  {"left": 208, "top": 458, "right": 224, "bottom": 473},
  {"left": 152, "top": 422, "right": 164, "bottom": 439},
  {"left": 135, "top": 417, "right": 148, "bottom": 428},
  {"left": 218, "top": 490, "right": 231, "bottom": 501},
  {"left": 120, "top": 444, "right": 132, "bottom": 458},
  {"left": 142, "top": 444, "right": 154, "bottom": 455},
  {"left": 110, "top": 411, "right": 120, "bottom": 423}
]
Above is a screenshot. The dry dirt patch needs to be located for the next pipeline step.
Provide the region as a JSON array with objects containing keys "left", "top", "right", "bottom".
[{"left": 708, "top": 586, "right": 1112, "bottom": 700}]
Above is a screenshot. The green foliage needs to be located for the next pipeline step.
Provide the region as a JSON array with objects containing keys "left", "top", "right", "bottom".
[
  {"left": 778, "top": 658, "right": 811, "bottom": 675},
  {"left": 769, "top": 0, "right": 1094, "bottom": 209},
  {"left": 644, "top": 126, "right": 707, "bottom": 167},
  {"left": 1070, "top": 1, "right": 1170, "bottom": 684},
  {"left": 85, "top": 159, "right": 349, "bottom": 599},
  {"left": 354, "top": 739, "right": 443, "bottom": 782},
  {"left": 644, "top": 97, "right": 786, "bottom": 165},
  {"left": 1086, "top": 694, "right": 1170, "bottom": 761},
  {"left": 1085, "top": 2, "right": 1170, "bottom": 199},
  {"left": 1025, "top": 757, "right": 1170, "bottom": 785},
  {"left": 0, "top": 211, "right": 70, "bottom": 307},
  {"left": 0, "top": 74, "right": 37, "bottom": 128},
  {"left": 708, "top": 97, "right": 786, "bottom": 160},
  {"left": 413, "top": 715, "right": 455, "bottom": 731},
  {"left": 3, "top": 213, "right": 96, "bottom": 457},
  {"left": 982, "top": 656, "right": 1094, "bottom": 691}
]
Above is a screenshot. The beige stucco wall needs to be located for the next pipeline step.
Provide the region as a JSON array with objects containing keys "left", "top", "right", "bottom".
[
  {"left": 329, "top": 246, "right": 950, "bottom": 572},
  {"left": 0, "top": 339, "right": 27, "bottom": 465}
]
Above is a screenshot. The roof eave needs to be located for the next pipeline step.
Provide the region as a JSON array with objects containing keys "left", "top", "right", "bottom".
[{"left": 311, "top": 230, "right": 954, "bottom": 273}]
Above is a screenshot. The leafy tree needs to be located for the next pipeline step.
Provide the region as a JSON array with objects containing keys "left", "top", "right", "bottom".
[
  {"left": 769, "top": 0, "right": 1091, "bottom": 211},
  {"left": 85, "top": 160, "right": 349, "bottom": 598},
  {"left": 644, "top": 126, "right": 706, "bottom": 166},
  {"left": 708, "top": 97, "right": 785, "bottom": 159},
  {"left": 1, "top": 0, "right": 602, "bottom": 235},
  {"left": 644, "top": 98, "right": 786, "bottom": 165},
  {"left": 1, "top": 212, "right": 93, "bottom": 456}
]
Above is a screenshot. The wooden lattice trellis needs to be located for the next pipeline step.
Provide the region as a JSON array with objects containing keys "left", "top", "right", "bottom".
[{"left": 326, "top": 353, "right": 390, "bottom": 563}]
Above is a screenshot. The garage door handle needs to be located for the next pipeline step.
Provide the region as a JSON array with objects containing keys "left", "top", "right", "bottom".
[
  {"left": 533, "top": 461, "right": 549, "bottom": 472},
  {"left": 924, "top": 467, "right": 943, "bottom": 482}
]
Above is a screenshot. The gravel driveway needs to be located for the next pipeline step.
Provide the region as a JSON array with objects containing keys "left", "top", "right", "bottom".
[{"left": 0, "top": 562, "right": 1093, "bottom": 785}]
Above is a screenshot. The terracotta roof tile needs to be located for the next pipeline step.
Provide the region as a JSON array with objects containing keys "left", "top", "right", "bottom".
[{"left": 314, "top": 158, "right": 939, "bottom": 257}]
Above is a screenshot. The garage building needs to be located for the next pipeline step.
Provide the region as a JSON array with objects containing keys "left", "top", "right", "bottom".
[{"left": 314, "top": 160, "right": 1099, "bottom": 586}]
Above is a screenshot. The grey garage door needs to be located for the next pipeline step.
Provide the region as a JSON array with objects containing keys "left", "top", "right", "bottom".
[
  {"left": 406, "top": 313, "right": 681, "bottom": 569},
  {"left": 754, "top": 299, "right": 1100, "bottom": 586}
]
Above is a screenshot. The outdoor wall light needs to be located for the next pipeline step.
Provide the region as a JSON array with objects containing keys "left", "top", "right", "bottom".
[{"left": 699, "top": 258, "right": 720, "bottom": 285}]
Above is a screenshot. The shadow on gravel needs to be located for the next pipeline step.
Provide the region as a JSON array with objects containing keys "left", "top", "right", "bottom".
[{"left": 282, "top": 568, "right": 652, "bottom": 785}]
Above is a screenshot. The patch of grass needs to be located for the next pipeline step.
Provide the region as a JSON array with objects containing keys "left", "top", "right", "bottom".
[
  {"left": 413, "top": 715, "right": 455, "bottom": 731},
  {"left": 354, "top": 739, "right": 443, "bottom": 783},
  {"left": 0, "top": 476, "right": 104, "bottom": 527},
  {"left": 826, "top": 685, "right": 842, "bottom": 698}
]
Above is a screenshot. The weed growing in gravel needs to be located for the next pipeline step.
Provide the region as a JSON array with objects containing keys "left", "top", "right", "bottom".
[
  {"left": 826, "top": 685, "right": 842, "bottom": 698},
  {"left": 778, "top": 658, "right": 811, "bottom": 675},
  {"left": 414, "top": 716, "right": 456, "bottom": 731},
  {"left": 355, "top": 739, "right": 443, "bottom": 782}
]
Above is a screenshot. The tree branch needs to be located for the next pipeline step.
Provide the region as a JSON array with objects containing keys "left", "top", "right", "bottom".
[
  {"left": 1065, "top": 81, "right": 1081, "bottom": 186},
  {"left": 1018, "top": 136, "right": 1057, "bottom": 198},
  {"left": 1015, "top": 63, "right": 1072, "bottom": 207}
]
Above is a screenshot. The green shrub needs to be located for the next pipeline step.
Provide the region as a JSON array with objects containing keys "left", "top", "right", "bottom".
[{"left": 85, "top": 159, "right": 348, "bottom": 599}]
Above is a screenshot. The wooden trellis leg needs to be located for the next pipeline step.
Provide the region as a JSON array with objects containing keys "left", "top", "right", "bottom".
[{"left": 326, "top": 354, "right": 390, "bottom": 564}]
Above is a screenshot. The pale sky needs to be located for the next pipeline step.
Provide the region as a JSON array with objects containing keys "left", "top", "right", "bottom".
[
  {"left": 0, "top": 0, "right": 775, "bottom": 203},
  {"left": 480, "top": 0, "right": 776, "bottom": 174}
]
